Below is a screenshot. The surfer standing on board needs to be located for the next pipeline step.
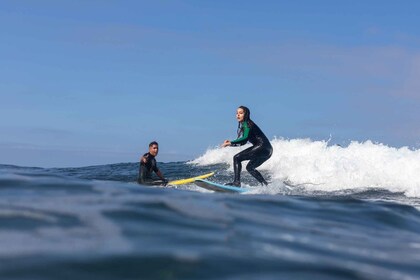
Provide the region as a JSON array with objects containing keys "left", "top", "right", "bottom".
[
  {"left": 221, "top": 106, "right": 273, "bottom": 187},
  {"left": 138, "top": 141, "right": 168, "bottom": 186}
]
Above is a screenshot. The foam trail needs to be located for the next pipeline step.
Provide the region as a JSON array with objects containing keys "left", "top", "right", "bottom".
[{"left": 190, "top": 138, "right": 420, "bottom": 197}]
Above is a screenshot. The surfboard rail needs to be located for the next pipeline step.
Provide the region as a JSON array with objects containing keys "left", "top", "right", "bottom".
[
  {"left": 194, "top": 179, "right": 250, "bottom": 193},
  {"left": 168, "top": 172, "right": 215, "bottom": 185}
]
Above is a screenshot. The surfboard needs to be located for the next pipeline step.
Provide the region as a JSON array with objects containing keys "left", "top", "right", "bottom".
[
  {"left": 168, "top": 172, "right": 215, "bottom": 186},
  {"left": 194, "top": 179, "right": 250, "bottom": 193}
]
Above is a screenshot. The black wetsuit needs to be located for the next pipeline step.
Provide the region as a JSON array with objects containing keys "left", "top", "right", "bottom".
[
  {"left": 138, "top": 153, "right": 164, "bottom": 185},
  {"left": 230, "top": 120, "right": 273, "bottom": 186}
]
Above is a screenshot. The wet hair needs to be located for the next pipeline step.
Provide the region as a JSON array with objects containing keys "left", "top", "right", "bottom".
[
  {"left": 237, "top": 106, "right": 255, "bottom": 137},
  {"left": 149, "top": 141, "right": 159, "bottom": 147}
]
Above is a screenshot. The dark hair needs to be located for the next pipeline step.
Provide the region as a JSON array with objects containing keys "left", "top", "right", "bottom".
[
  {"left": 149, "top": 141, "right": 159, "bottom": 147},
  {"left": 238, "top": 106, "right": 251, "bottom": 122},
  {"left": 237, "top": 105, "right": 255, "bottom": 137}
]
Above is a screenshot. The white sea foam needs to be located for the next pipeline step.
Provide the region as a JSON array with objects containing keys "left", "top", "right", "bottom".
[{"left": 190, "top": 138, "right": 420, "bottom": 197}]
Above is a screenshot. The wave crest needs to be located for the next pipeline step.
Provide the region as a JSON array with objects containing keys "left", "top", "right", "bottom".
[{"left": 190, "top": 138, "right": 420, "bottom": 197}]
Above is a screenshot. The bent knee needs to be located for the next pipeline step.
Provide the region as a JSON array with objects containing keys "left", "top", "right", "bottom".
[
  {"left": 246, "top": 164, "right": 255, "bottom": 172},
  {"left": 233, "top": 154, "right": 242, "bottom": 162}
]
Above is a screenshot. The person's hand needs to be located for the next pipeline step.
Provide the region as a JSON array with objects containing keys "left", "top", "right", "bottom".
[{"left": 221, "top": 140, "right": 231, "bottom": 148}]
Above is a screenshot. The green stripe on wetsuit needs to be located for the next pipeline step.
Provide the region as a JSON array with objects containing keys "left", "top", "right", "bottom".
[{"left": 231, "top": 121, "right": 250, "bottom": 145}]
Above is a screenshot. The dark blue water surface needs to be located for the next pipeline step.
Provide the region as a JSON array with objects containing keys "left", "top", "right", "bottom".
[{"left": 0, "top": 163, "right": 420, "bottom": 280}]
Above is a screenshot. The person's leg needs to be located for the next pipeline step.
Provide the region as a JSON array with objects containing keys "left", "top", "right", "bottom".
[
  {"left": 246, "top": 149, "right": 272, "bottom": 185},
  {"left": 228, "top": 146, "right": 254, "bottom": 186},
  {"left": 246, "top": 157, "right": 269, "bottom": 185}
]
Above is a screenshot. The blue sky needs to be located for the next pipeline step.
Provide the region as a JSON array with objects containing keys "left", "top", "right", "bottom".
[{"left": 1, "top": 1, "right": 420, "bottom": 167}]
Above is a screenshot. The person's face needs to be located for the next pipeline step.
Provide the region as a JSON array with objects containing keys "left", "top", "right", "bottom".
[
  {"left": 149, "top": 144, "right": 159, "bottom": 156},
  {"left": 236, "top": 108, "right": 245, "bottom": 122}
]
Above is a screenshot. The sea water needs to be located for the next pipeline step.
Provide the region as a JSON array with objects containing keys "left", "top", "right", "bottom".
[{"left": 1, "top": 138, "right": 420, "bottom": 279}]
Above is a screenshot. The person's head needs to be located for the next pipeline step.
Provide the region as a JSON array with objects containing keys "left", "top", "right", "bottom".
[
  {"left": 236, "top": 106, "right": 251, "bottom": 123},
  {"left": 148, "top": 141, "right": 159, "bottom": 156}
]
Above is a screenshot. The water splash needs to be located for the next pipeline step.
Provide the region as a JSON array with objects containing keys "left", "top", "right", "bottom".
[{"left": 190, "top": 138, "right": 420, "bottom": 197}]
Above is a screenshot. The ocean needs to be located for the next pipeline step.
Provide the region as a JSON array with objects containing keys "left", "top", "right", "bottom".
[{"left": 1, "top": 138, "right": 420, "bottom": 280}]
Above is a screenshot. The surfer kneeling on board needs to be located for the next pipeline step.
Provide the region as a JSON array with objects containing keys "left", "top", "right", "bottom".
[
  {"left": 138, "top": 141, "right": 168, "bottom": 186},
  {"left": 221, "top": 106, "right": 273, "bottom": 187}
]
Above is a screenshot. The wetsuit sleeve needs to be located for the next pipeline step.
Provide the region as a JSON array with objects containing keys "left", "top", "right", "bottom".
[
  {"left": 151, "top": 158, "right": 159, "bottom": 173},
  {"left": 140, "top": 153, "right": 149, "bottom": 165},
  {"left": 138, "top": 153, "right": 150, "bottom": 184},
  {"left": 230, "top": 121, "right": 250, "bottom": 146}
]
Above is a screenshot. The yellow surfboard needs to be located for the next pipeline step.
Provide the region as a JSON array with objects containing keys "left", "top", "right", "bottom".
[{"left": 168, "top": 172, "right": 215, "bottom": 185}]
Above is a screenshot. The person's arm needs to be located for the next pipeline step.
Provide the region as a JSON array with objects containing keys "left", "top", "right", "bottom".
[
  {"left": 140, "top": 153, "right": 149, "bottom": 164},
  {"left": 156, "top": 169, "right": 165, "bottom": 180},
  {"left": 151, "top": 158, "right": 168, "bottom": 185},
  {"left": 138, "top": 159, "right": 147, "bottom": 184},
  {"left": 156, "top": 169, "right": 168, "bottom": 185},
  {"left": 229, "top": 122, "right": 250, "bottom": 146}
]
